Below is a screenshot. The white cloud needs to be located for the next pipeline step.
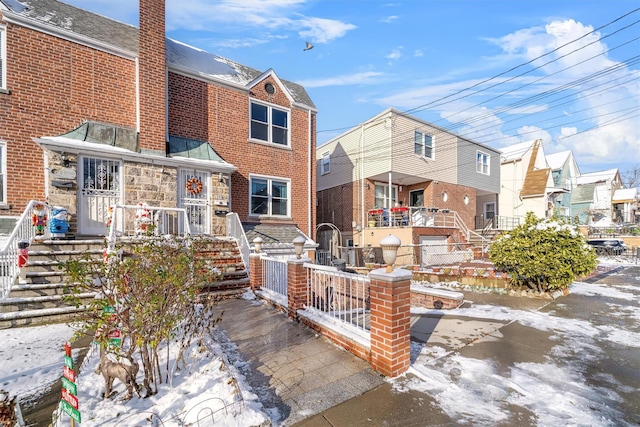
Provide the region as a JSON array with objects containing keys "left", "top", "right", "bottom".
[
  {"left": 295, "top": 71, "right": 385, "bottom": 88},
  {"left": 165, "top": 0, "right": 356, "bottom": 44},
  {"left": 380, "top": 15, "right": 399, "bottom": 23},
  {"left": 386, "top": 47, "right": 403, "bottom": 61},
  {"left": 414, "top": 49, "right": 424, "bottom": 58}
]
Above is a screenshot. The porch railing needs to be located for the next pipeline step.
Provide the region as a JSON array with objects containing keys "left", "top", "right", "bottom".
[
  {"left": 260, "top": 256, "right": 288, "bottom": 306},
  {"left": 1, "top": 200, "right": 52, "bottom": 299},
  {"left": 106, "top": 204, "right": 192, "bottom": 253},
  {"left": 226, "top": 213, "right": 250, "bottom": 272},
  {"left": 304, "top": 263, "right": 370, "bottom": 335}
]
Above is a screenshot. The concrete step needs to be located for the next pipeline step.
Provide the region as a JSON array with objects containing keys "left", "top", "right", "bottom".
[
  {"left": 0, "top": 305, "right": 89, "bottom": 329},
  {"left": 27, "top": 249, "right": 104, "bottom": 262},
  {"left": 9, "top": 282, "right": 74, "bottom": 298},
  {"left": 0, "top": 292, "right": 96, "bottom": 313}
]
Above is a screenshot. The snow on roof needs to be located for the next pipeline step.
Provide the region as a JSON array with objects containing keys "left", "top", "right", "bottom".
[
  {"left": 545, "top": 151, "right": 571, "bottom": 170},
  {"left": 612, "top": 187, "right": 638, "bottom": 202},
  {"left": 576, "top": 168, "right": 619, "bottom": 184},
  {"left": 499, "top": 140, "right": 536, "bottom": 162}
]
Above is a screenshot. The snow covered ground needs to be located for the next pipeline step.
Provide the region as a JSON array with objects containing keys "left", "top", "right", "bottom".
[{"left": 1, "top": 258, "right": 638, "bottom": 426}]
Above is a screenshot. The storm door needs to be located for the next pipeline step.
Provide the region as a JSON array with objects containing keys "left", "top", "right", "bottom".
[
  {"left": 78, "top": 157, "right": 123, "bottom": 235},
  {"left": 179, "top": 169, "right": 211, "bottom": 235}
]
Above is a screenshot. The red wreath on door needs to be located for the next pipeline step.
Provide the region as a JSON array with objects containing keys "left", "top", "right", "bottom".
[{"left": 186, "top": 177, "right": 203, "bottom": 195}]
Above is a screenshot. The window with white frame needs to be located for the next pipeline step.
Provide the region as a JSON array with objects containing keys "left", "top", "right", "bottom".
[
  {"left": 250, "top": 175, "right": 290, "bottom": 217},
  {"left": 321, "top": 152, "right": 330, "bottom": 175},
  {"left": 0, "top": 26, "right": 5, "bottom": 90},
  {"left": 476, "top": 151, "right": 490, "bottom": 175},
  {"left": 374, "top": 184, "right": 397, "bottom": 208},
  {"left": 250, "top": 101, "right": 289, "bottom": 146},
  {"left": 414, "top": 131, "right": 434, "bottom": 159},
  {"left": 0, "top": 141, "right": 6, "bottom": 204}
]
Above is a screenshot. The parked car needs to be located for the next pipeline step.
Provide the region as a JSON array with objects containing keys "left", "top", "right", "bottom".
[{"left": 587, "top": 239, "right": 627, "bottom": 255}]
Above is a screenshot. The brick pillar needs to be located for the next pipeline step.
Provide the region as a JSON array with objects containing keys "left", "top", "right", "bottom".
[
  {"left": 287, "top": 258, "right": 309, "bottom": 320},
  {"left": 249, "top": 253, "right": 262, "bottom": 291},
  {"left": 369, "top": 268, "right": 412, "bottom": 377}
]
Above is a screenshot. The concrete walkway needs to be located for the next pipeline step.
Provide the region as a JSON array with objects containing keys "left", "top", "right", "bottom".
[
  {"left": 214, "top": 292, "right": 552, "bottom": 426},
  {"left": 214, "top": 297, "right": 385, "bottom": 426},
  {"left": 215, "top": 266, "right": 640, "bottom": 426}
]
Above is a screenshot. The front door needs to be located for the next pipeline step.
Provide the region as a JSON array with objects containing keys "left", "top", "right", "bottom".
[
  {"left": 78, "top": 157, "right": 122, "bottom": 235},
  {"left": 179, "top": 169, "right": 211, "bottom": 235},
  {"left": 483, "top": 202, "right": 496, "bottom": 228}
]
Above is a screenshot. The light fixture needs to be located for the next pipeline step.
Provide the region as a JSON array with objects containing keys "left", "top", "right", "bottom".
[
  {"left": 380, "top": 234, "right": 401, "bottom": 273},
  {"left": 293, "top": 235, "right": 306, "bottom": 259},
  {"left": 219, "top": 172, "right": 225, "bottom": 183},
  {"left": 253, "top": 236, "right": 264, "bottom": 253},
  {"left": 61, "top": 153, "right": 70, "bottom": 167}
]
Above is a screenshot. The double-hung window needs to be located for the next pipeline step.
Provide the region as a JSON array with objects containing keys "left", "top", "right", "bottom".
[
  {"left": 321, "top": 152, "right": 330, "bottom": 175},
  {"left": 374, "top": 184, "right": 397, "bottom": 208},
  {"left": 250, "top": 175, "right": 290, "bottom": 217},
  {"left": 476, "top": 151, "right": 490, "bottom": 175},
  {"left": 414, "top": 131, "right": 434, "bottom": 159},
  {"left": 250, "top": 101, "right": 289, "bottom": 146}
]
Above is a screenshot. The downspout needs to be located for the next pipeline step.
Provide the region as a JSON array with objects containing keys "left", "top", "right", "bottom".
[
  {"left": 360, "top": 125, "right": 365, "bottom": 247},
  {"left": 388, "top": 171, "right": 392, "bottom": 227},
  {"left": 135, "top": 57, "right": 140, "bottom": 132},
  {"left": 308, "top": 109, "right": 312, "bottom": 238}
]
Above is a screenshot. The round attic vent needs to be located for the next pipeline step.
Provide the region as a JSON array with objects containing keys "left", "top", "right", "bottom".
[{"left": 265, "top": 83, "right": 276, "bottom": 94}]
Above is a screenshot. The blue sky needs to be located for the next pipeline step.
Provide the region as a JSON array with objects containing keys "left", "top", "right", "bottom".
[{"left": 64, "top": 0, "right": 639, "bottom": 178}]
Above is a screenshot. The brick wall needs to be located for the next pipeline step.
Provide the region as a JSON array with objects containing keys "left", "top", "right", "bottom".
[
  {"left": 0, "top": 23, "right": 136, "bottom": 215},
  {"left": 138, "top": 0, "right": 166, "bottom": 152},
  {"left": 169, "top": 72, "right": 316, "bottom": 236}
]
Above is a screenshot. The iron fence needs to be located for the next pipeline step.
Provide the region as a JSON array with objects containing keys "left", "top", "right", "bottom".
[
  {"left": 304, "top": 263, "right": 370, "bottom": 334},
  {"left": 261, "top": 256, "right": 288, "bottom": 304}
]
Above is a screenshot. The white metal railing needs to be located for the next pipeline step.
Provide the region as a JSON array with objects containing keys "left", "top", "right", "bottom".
[
  {"left": 261, "top": 256, "right": 288, "bottom": 305},
  {"left": 1, "top": 200, "right": 52, "bottom": 299},
  {"left": 304, "top": 263, "right": 370, "bottom": 333},
  {"left": 106, "top": 204, "right": 192, "bottom": 253},
  {"left": 226, "top": 213, "right": 250, "bottom": 272}
]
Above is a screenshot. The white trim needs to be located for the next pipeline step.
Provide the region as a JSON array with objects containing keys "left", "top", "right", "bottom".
[
  {"left": 248, "top": 173, "right": 292, "bottom": 219},
  {"left": 0, "top": 25, "right": 6, "bottom": 90},
  {"left": 249, "top": 99, "right": 291, "bottom": 147},
  {"left": 33, "top": 137, "right": 237, "bottom": 173},
  {"left": 476, "top": 150, "right": 490, "bottom": 175},
  {"left": 1, "top": 11, "right": 137, "bottom": 60},
  {"left": 168, "top": 64, "right": 250, "bottom": 93},
  {"left": 321, "top": 152, "right": 330, "bottom": 175},
  {"left": 0, "top": 141, "right": 6, "bottom": 205},
  {"left": 247, "top": 69, "right": 295, "bottom": 105}
]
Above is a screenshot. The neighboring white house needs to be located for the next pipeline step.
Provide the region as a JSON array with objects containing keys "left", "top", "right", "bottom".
[
  {"left": 546, "top": 150, "right": 580, "bottom": 219},
  {"left": 575, "top": 168, "right": 622, "bottom": 225},
  {"left": 498, "top": 139, "right": 564, "bottom": 221},
  {"left": 612, "top": 187, "right": 638, "bottom": 224}
]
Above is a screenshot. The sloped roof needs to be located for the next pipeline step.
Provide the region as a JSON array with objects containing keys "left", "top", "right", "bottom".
[
  {"left": 612, "top": 188, "right": 638, "bottom": 203},
  {"left": 572, "top": 183, "right": 596, "bottom": 204},
  {"left": 244, "top": 223, "right": 304, "bottom": 245},
  {"left": 519, "top": 140, "right": 552, "bottom": 198},
  {"left": 1, "top": 0, "right": 315, "bottom": 109},
  {"left": 577, "top": 168, "right": 619, "bottom": 185},
  {"left": 545, "top": 151, "right": 571, "bottom": 170},
  {"left": 499, "top": 140, "right": 536, "bottom": 162}
]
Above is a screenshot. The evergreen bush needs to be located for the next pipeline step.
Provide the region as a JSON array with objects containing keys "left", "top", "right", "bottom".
[{"left": 489, "top": 212, "right": 597, "bottom": 292}]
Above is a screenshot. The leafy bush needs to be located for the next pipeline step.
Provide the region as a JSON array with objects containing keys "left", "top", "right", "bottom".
[
  {"left": 64, "top": 236, "right": 223, "bottom": 397},
  {"left": 489, "top": 212, "right": 598, "bottom": 292}
]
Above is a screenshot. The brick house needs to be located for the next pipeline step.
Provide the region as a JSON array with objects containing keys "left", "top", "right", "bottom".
[
  {"left": 316, "top": 108, "right": 501, "bottom": 265},
  {"left": 0, "top": 0, "right": 316, "bottom": 243}
]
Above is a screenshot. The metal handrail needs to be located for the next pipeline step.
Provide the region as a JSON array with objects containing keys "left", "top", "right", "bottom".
[
  {"left": 106, "top": 204, "right": 192, "bottom": 254},
  {"left": 225, "top": 212, "right": 250, "bottom": 272},
  {"left": 1, "top": 200, "right": 51, "bottom": 299}
]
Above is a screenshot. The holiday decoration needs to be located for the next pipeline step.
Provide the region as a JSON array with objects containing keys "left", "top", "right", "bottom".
[
  {"left": 186, "top": 177, "right": 203, "bottom": 195},
  {"left": 32, "top": 204, "right": 48, "bottom": 236}
]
